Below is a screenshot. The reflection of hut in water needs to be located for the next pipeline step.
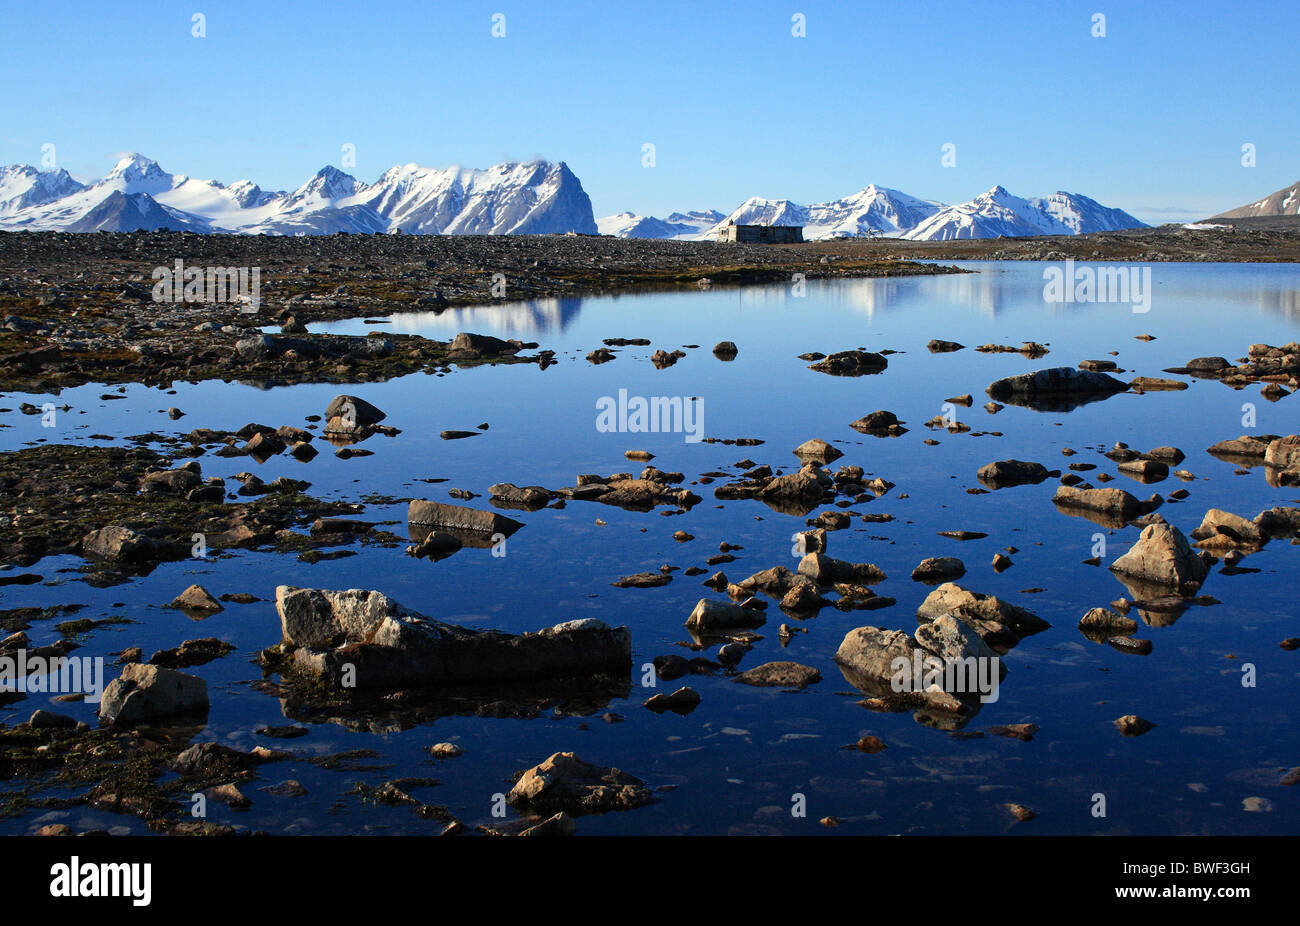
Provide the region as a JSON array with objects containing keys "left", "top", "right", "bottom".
[{"left": 717, "top": 221, "right": 804, "bottom": 244}]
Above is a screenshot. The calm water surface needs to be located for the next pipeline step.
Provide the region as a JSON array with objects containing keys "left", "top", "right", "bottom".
[{"left": 2, "top": 261, "right": 1298, "bottom": 835}]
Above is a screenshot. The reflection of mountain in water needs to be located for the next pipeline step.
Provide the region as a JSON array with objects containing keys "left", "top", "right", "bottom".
[
  {"left": 331, "top": 297, "right": 584, "bottom": 338},
  {"left": 799, "top": 272, "right": 1012, "bottom": 320},
  {"left": 730, "top": 271, "right": 1053, "bottom": 320},
  {"left": 317, "top": 265, "right": 1300, "bottom": 339}
]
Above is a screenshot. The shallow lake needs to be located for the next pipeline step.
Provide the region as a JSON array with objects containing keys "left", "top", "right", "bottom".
[{"left": 3, "top": 260, "right": 1298, "bottom": 834}]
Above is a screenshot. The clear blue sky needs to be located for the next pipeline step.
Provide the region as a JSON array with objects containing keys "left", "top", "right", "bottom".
[{"left": 2, "top": 0, "right": 1295, "bottom": 224}]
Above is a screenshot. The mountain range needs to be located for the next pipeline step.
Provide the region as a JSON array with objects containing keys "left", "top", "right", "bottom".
[
  {"left": 0, "top": 154, "right": 597, "bottom": 236},
  {"left": 604, "top": 184, "right": 1145, "bottom": 241},
  {"left": 0, "top": 152, "right": 1147, "bottom": 240}
]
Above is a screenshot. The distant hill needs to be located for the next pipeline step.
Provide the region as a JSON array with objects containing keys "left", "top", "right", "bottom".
[{"left": 1212, "top": 180, "right": 1300, "bottom": 219}]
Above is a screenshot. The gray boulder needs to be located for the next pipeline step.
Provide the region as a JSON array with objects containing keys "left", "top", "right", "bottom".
[
  {"left": 81, "top": 525, "right": 158, "bottom": 564},
  {"left": 408, "top": 499, "right": 524, "bottom": 537},
  {"left": 275, "top": 586, "right": 630, "bottom": 689},
  {"left": 99, "top": 664, "right": 209, "bottom": 725}
]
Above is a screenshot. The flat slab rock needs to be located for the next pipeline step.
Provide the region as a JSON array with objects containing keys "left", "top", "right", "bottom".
[
  {"left": 275, "top": 586, "right": 630, "bottom": 689},
  {"left": 1053, "top": 484, "right": 1141, "bottom": 518},
  {"left": 408, "top": 499, "right": 523, "bottom": 537},
  {"left": 733, "top": 661, "right": 821, "bottom": 689},
  {"left": 507, "top": 751, "right": 657, "bottom": 816},
  {"left": 611, "top": 572, "right": 672, "bottom": 588}
]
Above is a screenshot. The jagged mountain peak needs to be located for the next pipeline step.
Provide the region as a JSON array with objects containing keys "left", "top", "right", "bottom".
[
  {"left": 294, "top": 165, "right": 361, "bottom": 202},
  {"left": 103, "top": 153, "right": 173, "bottom": 194},
  {"left": 0, "top": 164, "right": 86, "bottom": 215}
]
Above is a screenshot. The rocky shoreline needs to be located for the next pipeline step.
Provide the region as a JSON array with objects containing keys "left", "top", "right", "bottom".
[{"left": 0, "top": 231, "right": 961, "bottom": 391}]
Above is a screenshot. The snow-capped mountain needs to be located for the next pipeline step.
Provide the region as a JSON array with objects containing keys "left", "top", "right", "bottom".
[
  {"left": 607, "top": 184, "right": 1140, "bottom": 242},
  {"left": 901, "top": 186, "right": 1143, "bottom": 240},
  {"left": 356, "top": 160, "right": 596, "bottom": 235},
  {"left": 666, "top": 210, "right": 725, "bottom": 228},
  {"left": 0, "top": 151, "right": 1143, "bottom": 240},
  {"left": 0, "top": 153, "right": 598, "bottom": 236},
  {"left": 67, "top": 191, "right": 215, "bottom": 233},
  {"left": 808, "top": 185, "right": 944, "bottom": 237},
  {"left": 711, "top": 197, "right": 811, "bottom": 232},
  {"left": 597, "top": 209, "right": 723, "bottom": 239},
  {"left": 0, "top": 165, "right": 86, "bottom": 216},
  {"left": 695, "top": 185, "right": 944, "bottom": 240},
  {"left": 104, "top": 153, "right": 175, "bottom": 195},
  {"left": 1212, "top": 180, "right": 1300, "bottom": 218}
]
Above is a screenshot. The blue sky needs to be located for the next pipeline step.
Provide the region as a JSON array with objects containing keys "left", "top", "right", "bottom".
[{"left": 2, "top": 0, "right": 1296, "bottom": 224}]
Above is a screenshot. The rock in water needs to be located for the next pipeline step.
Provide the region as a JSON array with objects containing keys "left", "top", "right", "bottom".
[
  {"left": 986, "top": 367, "right": 1128, "bottom": 410},
  {"left": 1077, "top": 607, "right": 1139, "bottom": 640},
  {"left": 798, "top": 553, "right": 886, "bottom": 585},
  {"left": 914, "top": 614, "right": 1004, "bottom": 673},
  {"left": 850, "top": 410, "right": 907, "bottom": 436},
  {"left": 507, "top": 752, "right": 656, "bottom": 815},
  {"left": 1114, "top": 714, "right": 1155, "bottom": 736},
  {"left": 685, "top": 598, "right": 765, "bottom": 632},
  {"left": 644, "top": 686, "right": 701, "bottom": 713},
  {"left": 81, "top": 525, "right": 158, "bottom": 564},
  {"left": 99, "top": 664, "right": 209, "bottom": 725},
  {"left": 733, "top": 661, "right": 821, "bottom": 688},
  {"left": 1108, "top": 523, "right": 1208, "bottom": 592},
  {"left": 915, "top": 582, "right": 1050, "bottom": 642},
  {"left": 793, "top": 438, "right": 843, "bottom": 465},
  {"left": 808, "top": 350, "right": 888, "bottom": 376},
  {"left": 449, "top": 332, "right": 518, "bottom": 356},
  {"left": 168, "top": 584, "right": 223, "bottom": 612},
  {"left": 1191, "top": 508, "right": 1265, "bottom": 550},
  {"left": 323, "top": 394, "right": 386, "bottom": 437},
  {"left": 977, "top": 459, "right": 1050, "bottom": 489},
  {"left": 1052, "top": 485, "right": 1143, "bottom": 523},
  {"left": 911, "top": 557, "right": 967, "bottom": 583},
  {"left": 273, "top": 586, "right": 630, "bottom": 689},
  {"left": 407, "top": 499, "right": 524, "bottom": 537},
  {"left": 833, "top": 627, "right": 925, "bottom": 693}
]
